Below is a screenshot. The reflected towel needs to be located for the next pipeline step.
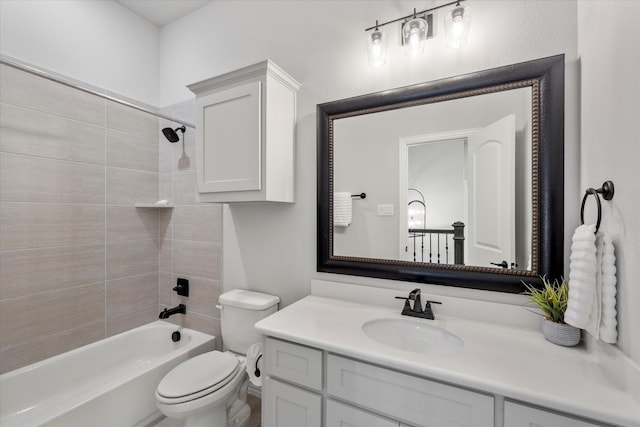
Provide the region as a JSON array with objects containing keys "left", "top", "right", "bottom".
[{"left": 334, "top": 192, "right": 352, "bottom": 227}]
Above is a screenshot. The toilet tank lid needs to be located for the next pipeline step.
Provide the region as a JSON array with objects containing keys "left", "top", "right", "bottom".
[{"left": 219, "top": 289, "right": 280, "bottom": 310}]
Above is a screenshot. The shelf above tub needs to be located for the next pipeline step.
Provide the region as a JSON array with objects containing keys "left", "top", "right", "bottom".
[{"left": 134, "top": 203, "right": 175, "bottom": 208}]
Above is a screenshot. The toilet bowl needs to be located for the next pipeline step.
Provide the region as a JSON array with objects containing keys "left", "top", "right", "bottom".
[
  {"left": 155, "top": 290, "right": 279, "bottom": 427},
  {"left": 156, "top": 351, "right": 249, "bottom": 427}
]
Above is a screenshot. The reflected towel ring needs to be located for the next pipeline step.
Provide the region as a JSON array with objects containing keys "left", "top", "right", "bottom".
[{"left": 580, "top": 180, "right": 614, "bottom": 233}]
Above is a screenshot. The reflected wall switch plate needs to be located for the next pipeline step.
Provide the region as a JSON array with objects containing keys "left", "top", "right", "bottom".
[{"left": 377, "top": 204, "right": 394, "bottom": 216}]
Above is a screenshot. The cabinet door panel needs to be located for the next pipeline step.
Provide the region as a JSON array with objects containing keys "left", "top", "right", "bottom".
[
  {"left": 326, "top": 399, "right": 399, "bottom": 427},
  {"left": 264, "top": 337, "right": 323, "bottom": 390},
  {"left": 263, "top": 378, "right": 321, "bottom": 427},
  {"left": 504, "top": 401, "right": 610, "bottom": 427},
  {"left": 197, "top": 81, "right": 261, "bottom": 193},
  {"left": 327, "top": 354, "right": 493, "bottom": 427}
]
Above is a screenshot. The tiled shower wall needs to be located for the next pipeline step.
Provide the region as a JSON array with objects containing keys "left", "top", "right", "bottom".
[
  {"left": 158, "top": 101, "right": 223, "bottom": 343},
  {"left": 0, "top": 64, "right": 223, "bottom": 373}
]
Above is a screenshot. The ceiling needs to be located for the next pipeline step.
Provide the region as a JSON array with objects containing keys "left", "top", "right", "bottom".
[{"left": 116, "top": 0, "right": 213, "bottom": 27}]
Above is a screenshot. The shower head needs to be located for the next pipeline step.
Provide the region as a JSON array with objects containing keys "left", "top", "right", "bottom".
[{"left": 162, "top": 126, "right": 186, "bottom": 143}]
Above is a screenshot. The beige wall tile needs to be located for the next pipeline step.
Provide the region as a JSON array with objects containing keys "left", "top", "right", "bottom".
[
  {"left": 0, "top": 244, "right": 105, "bottom": 300},
  {"left": 159, "top": 172, "right": 173, "bottom": 203},
  {"left": 158, "top": 272, "right": 173, "bottom": 306},
  {"left": 106, "top": 101, "right": 158, "bottom": 139},
  {"left": 107, "top": 129, "right": 159, "bottom": 173},
  {"left": 173, "top": 169, "right": 197, "bottom": 205},
  {"left": 173, "top": 275, "right": 221, "bottom": 318},
  {"left": 173, "top": 240, "right": 221, "bottom": 280},
  {"left": 106, "top": 272, "right": 158, "bottom": 318},
  {"left": 0, "top": 103, "right": 105, "bottom": 164},
  {"left": 0, "top": 203, "right": 105, "bottom": 250},
  {"left": 106, "top": 206, "right": 159, "bottom": 241},
  {"left": 106, "top": 306, "right": 158, "bottom": 337},
  {"left": 172, "top": 205, "right": 222, "bottom": 243},
  {"left": 0, "top": 64, "right": 105, "bottom": 126},
  {"left": 159, "top": 238, "right": 172, "bottom": 273},
  {"left": 0, "top": 152, "right": 105, "bottom": 204},
  {"left": 0, "top": 321, "right": 105, "bottom": 374},
  {"left": 106, "top": 167, "right": 158, "bottom": 205},
  {"left": 106, "top": 239, "right": 159, "bottom": 280},
  {"left": 0, "top": 283, "right": 105, "bottom": 349},
  {"left": 159, "top": 209, "right": 173, "bottom": 240}
]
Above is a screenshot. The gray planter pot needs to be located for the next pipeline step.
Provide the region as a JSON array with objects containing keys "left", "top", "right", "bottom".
[{"left": 542, "top": 318, "right": 581, "bottom": 346}]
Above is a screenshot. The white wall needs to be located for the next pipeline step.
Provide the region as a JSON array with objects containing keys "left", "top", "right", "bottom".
[
  {"left": 159, "top": 0, "right": 579, "bottom": 309},
  {"left": 578, "top": 0, "right": 640, "bottom": 365},
  {"left": 0, "top": 0, "right": 160, "bottom": 106}
]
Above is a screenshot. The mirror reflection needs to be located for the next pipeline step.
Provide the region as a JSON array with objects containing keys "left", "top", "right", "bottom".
[{"left": 333, "top": 87, "right": 532, "bottom": 271}]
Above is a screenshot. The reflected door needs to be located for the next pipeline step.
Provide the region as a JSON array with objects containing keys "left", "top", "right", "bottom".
[{"left": 466, "top": 115, "right": 516, "bottom": 268}]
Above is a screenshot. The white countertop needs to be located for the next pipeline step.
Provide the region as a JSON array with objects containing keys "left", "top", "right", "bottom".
[{"left": 255, "top": 294, "right": 640, "bottom": 427}]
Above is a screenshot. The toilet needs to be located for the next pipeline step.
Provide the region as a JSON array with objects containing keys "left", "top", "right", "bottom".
[{"left": 155, "top": 289, "right": 279, "bottom": 427}]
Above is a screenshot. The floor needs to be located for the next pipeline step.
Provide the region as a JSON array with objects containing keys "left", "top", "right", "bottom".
[{"left": 152, "top": 394, "right": 261, "bottom": 427}]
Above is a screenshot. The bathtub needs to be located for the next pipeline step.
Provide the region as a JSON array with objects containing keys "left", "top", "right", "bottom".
[{"left": 0, "top": 321, "right": 215, "bottom": 427}]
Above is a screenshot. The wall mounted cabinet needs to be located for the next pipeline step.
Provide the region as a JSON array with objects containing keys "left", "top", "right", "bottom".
[{"left": 188, "top": 60, "right": 300, "bottom": 203}]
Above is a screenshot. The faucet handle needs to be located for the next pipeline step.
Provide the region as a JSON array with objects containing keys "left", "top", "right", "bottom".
[{"left": 395, "top": 296, "right": 412, "bottom": 314}]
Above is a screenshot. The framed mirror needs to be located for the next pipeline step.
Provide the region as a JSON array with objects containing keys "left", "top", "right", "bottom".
[{"left": 317, "top": 55, "right": 564, "bottom": 293}]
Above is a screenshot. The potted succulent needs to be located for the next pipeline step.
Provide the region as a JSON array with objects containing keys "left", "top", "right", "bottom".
[{"left": 523, "top": 277, "right": 581, "bottom": 346}]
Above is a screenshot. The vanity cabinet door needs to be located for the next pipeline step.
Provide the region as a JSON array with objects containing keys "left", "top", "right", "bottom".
[
  {"left": 327, "top": 354, "right": 493, "bottom": 427},
  {"left": 262, "top": 377, "right": 321, "bottom": 427},
  {"left": 326, "top": 399, "right": 400, "bottom": 427},
  {"left": 264, "top": 337, "right": 323, "bottom": 391},
  {"left": 504, "top": 401, "right": 609, "bottom": 427}
]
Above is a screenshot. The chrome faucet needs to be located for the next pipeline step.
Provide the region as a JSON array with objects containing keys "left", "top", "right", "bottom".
[
  {"left": 395, "top": 289, "right": 441, "bottom": 320},
  {"left": 159, "top": 304, "right": 186, "bottom": 319}
]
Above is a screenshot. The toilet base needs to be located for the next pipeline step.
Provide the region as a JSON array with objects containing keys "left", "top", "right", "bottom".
[{"left": 228, "top": 400, "right": 250, "bottom": 427}]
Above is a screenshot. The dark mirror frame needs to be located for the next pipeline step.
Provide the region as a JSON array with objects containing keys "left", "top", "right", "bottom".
[{"left": 317, "top": 55, "right": 564, "bottom": 293}]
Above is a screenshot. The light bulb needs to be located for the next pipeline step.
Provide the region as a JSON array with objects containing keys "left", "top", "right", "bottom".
[
  {"left": 445, "top": 4, "right": 471, "bottom": 48},
  {"left": 402, "top": 17, "right": 427, "bottom": 57},
  {"left": 368, "top": 29, "right": 387, "bottom": 68}
]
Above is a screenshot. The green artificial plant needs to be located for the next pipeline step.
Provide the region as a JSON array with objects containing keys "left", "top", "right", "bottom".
[{"left": 522, "top": 276, "right": 569, "bottom": 324}]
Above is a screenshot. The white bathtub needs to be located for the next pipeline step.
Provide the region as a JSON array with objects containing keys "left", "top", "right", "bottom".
[{"left": 0, "top": 321, "right": 215, "bottom": 427}]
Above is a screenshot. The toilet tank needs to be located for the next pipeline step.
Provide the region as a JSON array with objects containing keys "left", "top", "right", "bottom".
[{"left": 218, "top": 289, "right": 280, "bottom": 354}]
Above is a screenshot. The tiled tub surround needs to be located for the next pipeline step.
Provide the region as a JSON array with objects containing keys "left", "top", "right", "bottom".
[
  {"left": 0, "top": 321, "right": 215, "bottom": 427},
  {"left": 0, "top": 64, "right": 224, "bottom": 373}
]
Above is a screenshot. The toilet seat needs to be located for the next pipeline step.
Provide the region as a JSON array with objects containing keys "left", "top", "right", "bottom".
[{"left": 157, "top": 351, "right": 240, "bottom": 404}]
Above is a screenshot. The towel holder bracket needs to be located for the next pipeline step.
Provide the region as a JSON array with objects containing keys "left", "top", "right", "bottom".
[{"left": 580, "top": 180, "right": 614, "bottom": 233}]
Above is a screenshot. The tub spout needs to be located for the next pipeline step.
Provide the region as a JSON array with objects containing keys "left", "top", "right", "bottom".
[{"left": 159, "top": 304, "right": 186, "bottom": 319}]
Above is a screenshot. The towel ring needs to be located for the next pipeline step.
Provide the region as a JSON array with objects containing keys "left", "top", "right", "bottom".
[{"left": 580, "top": 180, "right": 614, "bottom": 233}]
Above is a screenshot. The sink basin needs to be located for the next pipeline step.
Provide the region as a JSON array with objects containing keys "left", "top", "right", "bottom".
[{"left": 362, "top": 318, "right": 463, "bottom": 354}]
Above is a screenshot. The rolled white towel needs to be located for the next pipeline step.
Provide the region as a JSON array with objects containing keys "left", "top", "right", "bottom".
[
  {"left": 597, "top": 232, "right": 617, "bottom": 343},
  {"left": 565, "top": 224, "right": 597, "bottom": 330}
]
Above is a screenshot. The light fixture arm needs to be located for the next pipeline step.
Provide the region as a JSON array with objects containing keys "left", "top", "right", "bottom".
[{"left": 365, "top": 0, "right": 466, "bottom": 32}]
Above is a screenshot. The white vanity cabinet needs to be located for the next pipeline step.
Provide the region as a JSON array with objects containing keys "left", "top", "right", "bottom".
[
  {"left": 188, "top": 60, "right": 299, "bottom": 203},
  {"left": 262, "top": 337, "right": 494, "bottom": 427},
  {"left": 504, "top": 401, "right": 613, "bottom": 427}
]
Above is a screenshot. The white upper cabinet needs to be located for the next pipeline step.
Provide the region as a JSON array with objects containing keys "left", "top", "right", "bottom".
[{"left": 188, "top": 60, "right": 300, "bottom": 203}]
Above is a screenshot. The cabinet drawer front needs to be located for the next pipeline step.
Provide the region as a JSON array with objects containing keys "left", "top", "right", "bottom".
[
  {"left": 264, "top": 338, "right": 323, "bottom": 390},
  {"left": 263, "top": 378, "right": 321, "bottom": 427},
  {"left": 327, "top": 399, "right": 399, "bottom": 427},
  {"left": 504, "top": 401, "right": 610, "bottom": 427},
  {"left": 327, "top": 355, "right": 493, "bottom": 427}
]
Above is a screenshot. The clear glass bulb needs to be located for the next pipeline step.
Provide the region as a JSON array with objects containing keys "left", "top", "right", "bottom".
[
  {"left": 445, "top": 4, "right": 471, "bottom": 48},
  {"left": 402, "top": 17, "right": 427, "bottom": 57},
  {"left": 368, "top": 29, "right": 387, "bottom": 68}
]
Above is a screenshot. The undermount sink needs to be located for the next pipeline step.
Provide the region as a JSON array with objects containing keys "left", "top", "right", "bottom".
[{"left": 362, "top": 318, "right": 463, "bottom": 354}]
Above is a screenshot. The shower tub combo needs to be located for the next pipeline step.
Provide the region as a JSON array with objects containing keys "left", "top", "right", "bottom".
[{"left": 0, "top": 321, "right": 215, "bottom": 427}]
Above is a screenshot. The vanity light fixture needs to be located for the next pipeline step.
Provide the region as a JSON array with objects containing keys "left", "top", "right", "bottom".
[{"left": 365, "top": 0, "right": 470, "bottom": 67}]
